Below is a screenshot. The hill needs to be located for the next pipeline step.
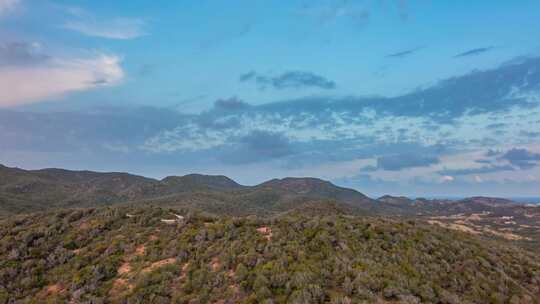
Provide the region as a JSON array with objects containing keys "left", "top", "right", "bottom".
[
  {"left": 0, "top": 206, "right": 538, "bottom": 303},
  {"left": 2, "top": 164, "right": 540, "bottom": 249},
  {"left": 374, "top": 195, "right": 540, "bottom": 250},
  {"left": 0, "top": 164, "right": 157, "bottom": 213},
  {"left": 0, "top": 165, "right": 375, "bottom": 216},
  {"left": 2, "top": 164, "right": 529, "bottom": 218}
]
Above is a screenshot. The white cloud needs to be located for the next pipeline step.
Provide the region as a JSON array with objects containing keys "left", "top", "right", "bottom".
[
  {"left": 64, "top": 17, "right": 146, "bottom": 39},
  {"left": 441, "top": 175, "right": 454, "bottom": 182},
  {"left": 0, "top": 0, "right": 20, "bottom": 16},
  {"left": 0, "top": 54, "right": 124, "bottom": 107}
]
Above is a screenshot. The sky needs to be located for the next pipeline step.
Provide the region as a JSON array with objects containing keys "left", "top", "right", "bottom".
[{"left": 1, "top": 0, "right": 540, "bottom": 197}]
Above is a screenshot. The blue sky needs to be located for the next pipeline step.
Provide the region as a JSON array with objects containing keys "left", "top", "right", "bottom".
[{"left": 1, "top": 0, "right": 540, "bottom": 197}]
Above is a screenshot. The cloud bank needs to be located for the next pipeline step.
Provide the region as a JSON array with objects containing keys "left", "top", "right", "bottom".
[{"left": 501, "top": 148, "right": 540, "bottom": 169}]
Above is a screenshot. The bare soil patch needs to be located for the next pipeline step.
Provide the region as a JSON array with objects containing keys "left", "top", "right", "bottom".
[
  {"left": 179, "top": 263, "right": 190, "bottom": 280},
  {"left": 135, "top": 244, "right": 146, "bottom": 256},
  {"left": 256, "top": 226, "right": 273, "bottom": 240},
  {"left": 427, "top": 220, "right": 480, "bottom": 234},
  {"left": 37, "top": 283, "right": 66, "bottom": 298},
  {"left": 211, "top": 257, "right": 220, "bottom": 271},
  {"left": 118, "top": 262, "right": 131, "bottom": 275},
  {"left": 142, "top": 258, "right": 176, "bottom": 273}
]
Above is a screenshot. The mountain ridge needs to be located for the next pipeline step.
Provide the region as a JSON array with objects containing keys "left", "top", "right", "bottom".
[
  {"left": 1, "top": 165, "right": 540, "bottom": 302},
  {"left": 0, "top": 164, "right": 532, "bottom": 216},
  {"left": 2, "top": 163, "right": 540, "bottom": 250},
  {"left": 0, "top": 164, "right": 375, "bottom": 215}
]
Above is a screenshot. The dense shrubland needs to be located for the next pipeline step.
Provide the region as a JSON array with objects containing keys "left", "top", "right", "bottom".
[{"left": 0, "top": 206, "right": 539, "bottom": 303}]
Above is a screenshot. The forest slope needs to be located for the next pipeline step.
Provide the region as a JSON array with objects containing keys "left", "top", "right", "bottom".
[{"left": 0, "top": 206, "right": 539, "bottom": 303}]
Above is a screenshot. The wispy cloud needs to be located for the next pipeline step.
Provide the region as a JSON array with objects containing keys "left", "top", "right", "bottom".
[
  {"left": 454, "top": 47, "right": 494, "bottom": 58},
  {"left": 239, "top": 70, "right": 337, "bottom": 90},
  {"left": 64, "top": 16, "right": 146, "bottom": 40},
  {"left": 385, "top": 46, "right": 424, "bottom": 58},
  {"left": 438, "top": 164, "right": 515, "bottom": 176}
]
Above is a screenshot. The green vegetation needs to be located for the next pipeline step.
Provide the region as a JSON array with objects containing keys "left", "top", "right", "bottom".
[
  {"left": 2, "top": 164, "right": 540, "bottom": 302},
  {"left": 0, "top": 165, "right": 373, "bottom": 217},
  {"left": 1, "top": 206, "right": 539, "bottom": 303}
]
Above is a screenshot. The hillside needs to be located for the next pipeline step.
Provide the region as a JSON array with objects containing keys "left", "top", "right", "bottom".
[
  {"left": 0, "top": 164, "right": 158, "bottom": 214},
  {"left": 4, "top": 164, "right": 528, "bottom": 218},
  {"left": 0, "top": 206, "right": 539, "bottom": 303},
  {"left": 2, "top": 164, "right": 540, "bottom": 250},
  {"left": 0, "top": 165, "right": 375, "bottom": 216}
]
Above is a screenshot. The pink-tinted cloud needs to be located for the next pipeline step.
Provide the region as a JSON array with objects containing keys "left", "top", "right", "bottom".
[
  {"left": 0, "top": 54, "right": 123, "bottom": 107},
  {"left": 0, "top": 0, "right": 19, "bottom": 16}
]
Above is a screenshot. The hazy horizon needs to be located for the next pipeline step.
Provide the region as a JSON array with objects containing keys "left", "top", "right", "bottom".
[{"left": 2, "top": 1, "right": 540, "bottom": 196}]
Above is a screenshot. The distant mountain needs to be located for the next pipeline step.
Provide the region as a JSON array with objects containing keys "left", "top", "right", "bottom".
[
  {"left": 0, "top": 165, "right": 375, "bottom": 216},
  {"left": 258, "top": 177, "right": 371, "bottom": 202},
  {"left": 374, "top": 195, "right": 521, "bottom": 216},
  {"left": 0, "top": 164, "right": 157, "bottom": 213},
  {"left": 161, "top": 174, "right": 243, "bottom": 192},
  {"left": 1, "top": 164, "right": 535, "bottom": 216},
  {"left": 377, "top": 195, "right": 415, "bottom": 206},
  {"left": 134, "top": 176, "right": 377, "bottom": 217},
  {"left": 2, "top": 164, "right": 540, "bottom": 249}
]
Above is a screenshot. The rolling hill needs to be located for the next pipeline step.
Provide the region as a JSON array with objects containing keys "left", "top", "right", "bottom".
[
  {"left": 0, "top": 164, "right": 375, "bottom": 216},
  {"left": 1, "top": 164, "right": 540, "bottom": 248}
]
